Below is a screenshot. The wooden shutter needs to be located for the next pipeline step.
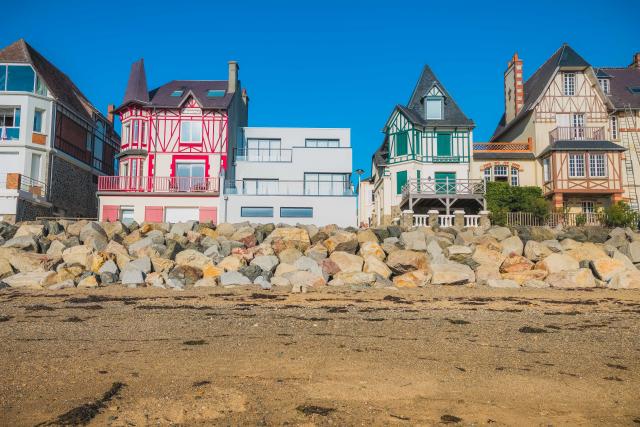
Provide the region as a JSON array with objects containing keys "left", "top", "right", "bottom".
[
  {"left": 102, "top": 205, "right": 119, "bottom": 222},
  {"left": 144, "top": 206, "right": 164, "bottom": 223},
  {"left": 396, "top": 171, "right": 407, "bottom": 195},
  {"left": 199, "top": 207, "right": 217, "bottom": 224}
]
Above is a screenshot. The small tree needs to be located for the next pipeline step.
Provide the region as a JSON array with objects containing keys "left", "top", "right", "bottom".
[
  {"left": 486, "top": 182, "right": 549, "bottom": 224},
  {"left": 604, "top": 202, "right": 638, "bottom": 228}
]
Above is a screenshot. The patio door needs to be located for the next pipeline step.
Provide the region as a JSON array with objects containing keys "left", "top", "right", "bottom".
[
  {"left": 175, "top": 162, "right": 205, "bottom": 191},
  {"left": 435, "top": 172, "right": 456, "bottom": 194}
]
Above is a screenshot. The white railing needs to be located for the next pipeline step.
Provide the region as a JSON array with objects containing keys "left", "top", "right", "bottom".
[
  {"left": 413, "top": 214, "right": 429, "bottom": 226},
  {"left": 438, "top": 215, "right": 455, "bottom": 228},
  {"left": 464, "top": 215, "right": 480, "bottom": 228},
  {"left": 402, "top": 178, "right": 485, "bottom": 199}
]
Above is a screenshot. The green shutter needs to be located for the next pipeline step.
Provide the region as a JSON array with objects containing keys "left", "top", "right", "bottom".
[
  {"left": 416, "top": 170, "right": 421, "bottom": 192},
  {"left": 396, "top": 132, "right": 408, "bottom": 156},
  {"left": 396, "top": 170, "right": 407, "bottom": 194},
  {"left": 436, "top": 133, "right": 452, "bottom": 157}
]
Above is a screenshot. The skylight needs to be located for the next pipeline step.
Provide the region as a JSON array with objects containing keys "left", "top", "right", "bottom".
[
  {"left": 207, "top": 89, "right": 225, "bottom": 97},
  {"left": 170, "top": 90, "right": 183, "bottom": 97},
  {"left": 629, "top": 86, "right": 640, "bottom": 94}
]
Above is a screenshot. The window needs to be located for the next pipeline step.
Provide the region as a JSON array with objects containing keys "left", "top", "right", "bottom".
[
  {"left": 35, "top": 75, "right": 46, "bottom": 96},
  {"left": 511, "top": 167, "right": 519, "bottom": 186},
  {"left": 30, "top": 153, "right": 41, "bottom": 181},
  {"left": 598, "top": 78, "right": 610, "bottom": 94},
  {"left": 280, "top": 207, "right": 313, "bottom": 218},
  {"left": 581, "top": 201, "right": 594, "bottom": 214},
  {"left": 563, "top": 72, "right": 576, "bottom": 96},
  {"left": 0, "top": 107, "right": 20, "bottom": 140},
  {"left": 0, "top": 66, "right": 5, "bottom": 90},
  {"left": 572, "top": 114, "right": 585, "bottom": 139},
  {"left": 6, "top": 65, "right": 35, "bottom": 92},
  {"left": 629, "top": 86, "right": 640, "bottom": 94},
  {"left": 494, "top": 165, "right": 508, "bottom": 182},
  {"left": 305, "top": 139, "right": 340, "bottom": 148},
  {"left": 175, "top": 161, "right": 205, "bottom": 191},
  {"left": 170, "top": 90, "right": 183, "bottom": 97},
  {"left": 425, "top": 97, "right": 443, "bottom": 120},
  {"left": 241, "top": 207, "right": 274, "bottom": 218},
  {"left": 122, "top": 123, "right": 130, "bottom": 146},
  {"left": 483, "top": 167, "right": 491, "bottom": 184},
  {"left": 120, "top": 207, "right": 135, "bottom": 225},
  {"left": 243, "top": 179, "right": 279, "bottom": 195},
  {"left": 569, "top": 154, "right": 585, "bottom": 177},
  {"left": 304, "top": 173, "right": 350, "bottom": 196},
  {"left": 180, "top": 121, "right": 202, "bottom": 143},
  {"left": 543, "top": 158, "right": 551, "bottom": 182},
  {"left": 589, "top": 154, "right": 606, "bottom": 177},
  {"left": 396, "top": 170, "right": 407, "bottom": 195},
  {"left": 610, "top": 116, "right": 618, "bottom": 139},
  {"left": 395, "top": 132, "right": 408, "bottom": 156},
  {"left": 132, "top": 121, "right": 140, "bottom": 145},
  {"left": 246, "top": 139, "right": 283, "bottom": 161},
  {"left": 206, "top": 89, "right": 225, "bottom": 97},
  {"left": 33, "top": 110, "right": 44, "bottom": 133},
  {"left": 141, "top": 121, "right": 147, "bottom": 146}
]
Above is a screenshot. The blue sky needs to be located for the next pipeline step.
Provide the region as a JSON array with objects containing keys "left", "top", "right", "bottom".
[{"left": 2, "top": 0, "right": 638, "bottom": 180}]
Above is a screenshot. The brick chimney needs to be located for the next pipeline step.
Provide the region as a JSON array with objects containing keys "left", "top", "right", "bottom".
[
  {"left": 228, "top": 61, "right": 239, "bottom": 93},
  {"left": 107, "top": 104, "right": 115, "bottom": 124},
  {"left": 504, "top": 53, "right": 524, "bottom": 123},
  {"left": 630, "top": 52, "right": 640, "bottom": 69}
]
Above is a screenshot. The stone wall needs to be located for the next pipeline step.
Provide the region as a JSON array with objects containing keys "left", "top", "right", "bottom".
[
  {"left": 49, "top": 155, "right": 98, "bottom": 218},
  {"left": 16, "top": 199, "right": 53, "bottom": 222}
]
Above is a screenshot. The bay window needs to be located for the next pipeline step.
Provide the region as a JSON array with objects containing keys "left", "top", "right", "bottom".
[
  {"left": 589, "top": 154, "right": 606, "bottom": 177},
  {"left": 569, "top": 154, "right": 585, "bottom": 177},
  {"left": 0, "top": 107, "right": 20, "bottom": 140}
]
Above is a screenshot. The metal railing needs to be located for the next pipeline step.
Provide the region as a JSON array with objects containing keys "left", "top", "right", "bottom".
[
  {"left": 225, "top": 180, "right": 354, "bottom": 196},
  {"left": 504, "top": 211, "right": 606, "bottom": 227},
  {"left": 1, "top": 173, "right": 47, "bottom": 198},
  {"left": 0, "top": 126, "right": 20, "bottom": 141},
  {"left": 98, "top": 176, "right": 220, "bottom": 193},
  {"left": 234, "top": 148, "right": 293, "bottom": 162},
  {"left": 402, "top": 178, "right": 485, "bottom": 198},
  {"left": 549, "top": 126, "right": 605, "bottom": 143}
]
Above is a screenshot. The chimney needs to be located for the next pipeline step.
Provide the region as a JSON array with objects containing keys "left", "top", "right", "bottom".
[
  {"left": 107, "top": 104, "right": 115, "bottom": 124},
  {"left": 228, "top": 61, "right": 239, "bottom": 93},
  {"left": 504, "top": 53, "right": 524, "bottom": 123},
  {"left": 630, "top": 52, "right": 640, "bottom": 69}
]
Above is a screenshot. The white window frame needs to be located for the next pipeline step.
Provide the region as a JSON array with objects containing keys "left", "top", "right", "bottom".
[
  {"left": 425, "top": 97, "right": 443, "bottom": 120},
  {"left": 493, "top": 165, "right": 508, "bottom": 177},
  {"left": 572, "top": 114, "right": 585, "bottom": 139},
  {"left": 610, "top": 116, "right": 618, "bottom": 140},
  {"left": 543, "top": 158, "right": 551, "bottom": 182},
  {"left": 483, "top": 167, "right": 491, "bottom": 184},
  {"left": 589, "top": 153, "right": 607, "bottom": 177},
  {"left": 564, "top": 72, "right": 576, "bottom": 96},
  {"left": 598, "top": 78, "right": 610, "bottom": 95},
  {"left": 569, "top": 153, "right": 585, "bottom": 178},
  {"left": 581, "top": 201, "right": 595, "bottom": 214},
  {"left": 33, "top": 109, "right": 44, "bottom": 133},
  {"left": 510, "top": 167, "right": 519, "bottom": 186},
  {"left": 180, "top": 121, "right": 202, "bottom": 144}
]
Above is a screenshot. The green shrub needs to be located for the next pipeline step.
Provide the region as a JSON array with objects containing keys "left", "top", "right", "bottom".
[
  {"left": 575, "top": 213, "right": 587, "bottom": 227},
  {"left": 603, "top": 202, "right": 638, "bottom": 228},
  {"left": 486, "top": 182, "right": 549, "bottom": 223}
]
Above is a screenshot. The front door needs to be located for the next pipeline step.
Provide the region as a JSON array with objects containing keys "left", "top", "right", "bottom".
[
  {"left": 436, "top": 133, "right": 452, "bottom": 158},
  {"left": 435, "top": 172, "right": 456, "bottom": 194}
]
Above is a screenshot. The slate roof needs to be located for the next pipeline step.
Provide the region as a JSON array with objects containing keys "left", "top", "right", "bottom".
[
  {"left": 116, "top": 58, "right": 235, "bottom": 111},
  {"left": 491, "top": 44, "right": 591, "bottom": 141},
  {"left": 539, "top": 140, "right": 626, "bottom": 157},
  {"left": 0, "top": 39, "right": 100, "bottom": 121},
  {"left": 596, "top": 67, "right": 640, "bottom": 109},
  {"left": 401, "top": 65, "right": 474, "bottom": 128}
]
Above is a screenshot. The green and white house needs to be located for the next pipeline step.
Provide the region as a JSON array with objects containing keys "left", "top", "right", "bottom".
[{"left": 370, "top": 65, "right": 484, "bottom": 226}]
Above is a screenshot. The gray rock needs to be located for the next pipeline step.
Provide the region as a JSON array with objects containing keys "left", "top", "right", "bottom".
[
  {"left": 254, "top": 275, "right": 272, "bottom": 290},
  {"left": 165, "top": 277, "right": 185, "bottom": 289},
  {"left": 400, "top": 231, "right": 427, "bottom": 251},
  {"left": 426, "top": 239, "right": 444, "bottom": 262},
  {"left": 128, "top": 256, "right": 152, "bottom": 274},
  {"left": 128, "top": 237, "right": 154, "bottom": 254},
  {"left": 487, "top": 279, "right": 520, "bottom": 288},
  {"left": 239, "top": 264, "right": 263, "bottom": 282},
  {"left": 169, "top": 221, "right": 195, "bottom": 236},
  {"left": 121, "top": 268, "right": 144, "bottom": 285},
  {"left": 220, "top": 271, "right": 252, "bottom": 286},
  {"left": 523, "top": 240, "right": 552, "bottom": 262},
  {"left": 487, "top": 226, "right": 512, "bottom": 241},
  {"left": 501, "top": 235, "right": 524, "bottom": 256},
  {"left": 2, "top": 235, "right": 38, "bottom": 251},
  {"left": 146, "top": 230, "right": 166, "bottom": 245},
  {"left": 48, "top": 279, "right": 75, "bottom": 290},
  {"left": 293, "top": 256, "right": 323, "bottom": 276},
  {"left": 250, "top": 255, "right": 280, "bottom": 272},
  {"left": 430, "top": 263, "right": 475, "bottom": 285},
  {"left": 100, "top": 272, "right": 118, "bottom": 285},
  {"left": 98, "top": 260, "right": 119, "bottom": 275},
  {"left": 623, "top": 241, "right": 640, "bottom": 263}
]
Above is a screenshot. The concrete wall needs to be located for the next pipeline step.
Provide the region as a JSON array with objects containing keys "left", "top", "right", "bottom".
[{"left": 99, "top": 194, "right": 219, "bottom": 224}]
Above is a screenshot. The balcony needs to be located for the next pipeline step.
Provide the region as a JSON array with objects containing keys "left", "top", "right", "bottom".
[
  {"left": 473, "top": 138, "right": 533, "bottom": 152},
  {"left": 98, "top": 176, "right": 220, "bottom": 194},
  {"left": 0, "top": 126, "right": 20, "bottom": 141},
  {"left": 2, "top": 173, "right": 47, "bottom": 198},
  {"left": 234, "top": 148, "right": 292, "bottom": 162},
  {"left": 401, "top": 178, "right": 485, "bottom": 199},
  {"left": 225, "top": 180, "right": 355, "bottom": 196},
  {"left": 549, "top": 126, "right": 605, "bottom": 143}
]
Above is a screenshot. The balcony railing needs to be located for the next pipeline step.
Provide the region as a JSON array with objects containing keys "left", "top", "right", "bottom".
[
  {"left": 549, "top": 126, "right": 605, "bottom": 143},
  {"left": 473, "top": 137, "right": 533, "bottom": 152},
  {"left": 98, "top": 176, "right": 220, "bottom": 194},
  {"left": 1, "top": 173, "right": 47, "bottom": 198},
  {"left": 401, "top": 178, "right": 485, "bottom": 198},
  {"left": 0, "top": 126, "right": 20, "bottom": 141},
  {"left": 225, "top": 180, "right": 355, "bottom": 196},
  {"left": 234, "top": 148, "right": 293, "bottom": 162}
]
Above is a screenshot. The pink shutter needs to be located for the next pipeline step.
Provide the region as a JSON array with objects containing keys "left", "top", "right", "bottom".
[
  {"left": 199, "top": 207, "right": 217, "bottom": 224},
  {"left": 144, "top": 206, "right": 164, "bottom": 223},
  {"left": 102, "top": 205, "right": 119, "bottom": 222}
]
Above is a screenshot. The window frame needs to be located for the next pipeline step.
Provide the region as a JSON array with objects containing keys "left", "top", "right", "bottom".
[
  {"left": 589, "top": 153, "right": 607, "bottom": 178},
  {"left": 180, "top": 120, "right": 202, "bottom": 144},
  {"left": 569, "top": 153, "right": 586, "bottom": 178},
  {"left": 610, "top": 116, "right": 618, "bottom": 140},
  {"left": 598, "top": 78, "right": 610, "bottom": 94},
  {"left": 395, "top": 132, "right": 408, "bottom": 157},
  {"left": 241, "top": 207, "right": 274, "bottom": 218},
  {"left": 581, "top": 201, "right": 595, "bottom": 214},
  {"left": 543, "top": 157, "right": 551, "bottom": 182},
  {"left": 563, "top": 72, "right": 576, "bottom": 96},
  {"left": 510, "top": 167, "right": 519, "bottom": 186},
  {"left": 305, "top": 139, "right": 340, "bottom": 148},
  {"left": 32, "top": 109, "right": 44, "bottom": 134},
  {"left": 425, "top": 96, "right": 443, "bottom": 120},
  {"left": 280, "top": 207, "right": 313, "bottom": 218},
  {"left": 304, "top": 173, "right": 350, "bottom": 196}
]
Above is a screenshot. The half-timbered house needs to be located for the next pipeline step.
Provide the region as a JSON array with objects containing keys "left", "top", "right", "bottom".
[
  {"left": 370, "top": 65, "right": 481, "bottom": 226},
  {"left": 474, "top": 44, "right": 627, "bottom": 214},
  {"left": 97, "top": 59, "right": 248, "bottom": 224}
]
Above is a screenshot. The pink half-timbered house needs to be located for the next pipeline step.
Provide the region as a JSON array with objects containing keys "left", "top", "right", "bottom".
[{"left": 98, "top": 59, "right": 248, "bottom": 224}]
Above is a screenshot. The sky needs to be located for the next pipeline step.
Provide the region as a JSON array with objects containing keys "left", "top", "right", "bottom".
[{"left": 2, "top": 0, "right": 639, "bottom": 182}]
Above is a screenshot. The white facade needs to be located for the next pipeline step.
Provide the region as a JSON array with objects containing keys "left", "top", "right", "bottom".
[
  {"left": 357, "top": 178, "right": 374, "bottom": 227},
  {"left": 224, "top": 127, "right": 357, "bottom": 227}
]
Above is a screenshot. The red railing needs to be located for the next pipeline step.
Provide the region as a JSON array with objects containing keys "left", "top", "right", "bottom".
[{"left": 98, "top": 176, "right": 220, "bottom": 194}]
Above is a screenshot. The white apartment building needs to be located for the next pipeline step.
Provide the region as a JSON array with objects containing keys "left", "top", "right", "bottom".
[{"left": 223, "top": 127, "right": 357, "bottom": 227}]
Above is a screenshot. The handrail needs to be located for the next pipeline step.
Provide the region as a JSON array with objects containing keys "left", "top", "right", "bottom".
[
  {"left": 473, "top": 138, "right": 533, "bottom": 152},
  {"left": 225, "top": 179, "right": 355, "bottom": 196},
  {"left": 549, "top": 126, "right": 605, "bottom": 143},
  {"left": 402, "top": 178, "right": 485, "bottom": 197},
  {"left": 98, "top": 176, "right": 220, "bottom": 193},
  {"left": 234, "top": 148, "right": 293, "bottom": 162}
]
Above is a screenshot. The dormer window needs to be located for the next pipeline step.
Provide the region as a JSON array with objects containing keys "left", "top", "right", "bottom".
[
  {"left": 170, "top": 90, "right": 183, "bottom": 97},
  {"left": 598, "top": 78, "right": 610, "bottom": 94},
  {"left": 425, "top": 85, "right": 444, "bottom": 120},
  {"left": 563, "top": 72, "right": 576, "bottom": 96}
]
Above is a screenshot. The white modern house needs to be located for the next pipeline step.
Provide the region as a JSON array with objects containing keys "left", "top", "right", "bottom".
[{"left": 223, "top": 127, "right": 357, "bottom": 227}]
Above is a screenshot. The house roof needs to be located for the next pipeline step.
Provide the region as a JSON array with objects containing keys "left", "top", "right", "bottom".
[
  {"left": 0, "top": 38, "right": 100, "bottom": 121},
  {"left": 491, "top": 44, "right": 591, "bottom": 141},
  {"left": 596, "top": 67, "right": 640, "bottom": 109},
  {"left": 539, "top": 140, "right": 626, "bottom": 157},
  {"left": 401, "top": 65, "right": 474, "bottom": 128},
  {"left": 116, "top": 58, "right": 236, "bottom": 111}
]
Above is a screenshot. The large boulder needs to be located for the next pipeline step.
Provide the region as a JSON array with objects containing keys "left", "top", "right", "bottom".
[
  {"left": 357, "top": 229, "right": 379, "bottom": 244},
  {"left": 445, "top": 245, "right": 473, "bottom": 261},
  {"left": 293, "top": 256, "right": 323, "bottom": 277},
  {"left": 79, "top": 222, "right": 108, "bottom": 251},
  {"left": 487, "top": 226, "right": 512, "bottom": 241},
  {"left": 230, "top": 227, "right": 257, "bottom": 248},
  {"left": 323, "top": 231, "right": 358, "bottom": 254},
  {"left": 523, "top": 240, "right": 552, "bottom": 262},
  {"left": 266, "top": 227, "right": 311, "bottom": 253},
  {"left": 175, "top": 249, "right": 211, "bottom": 270},
  {"left": 475, "top": 264, "right": 501, "bottom": 286},
  {"left": 500, "top": 254, "right": 534, "bottom": 273},
  {"left": 589, "top": 258, "right": 627, "bottom": 282},
  {"left": 2, "top": 236, "right": 38, "bottom": 251},
  {"left": 487, "top": 279, "right": 520, "bottom": 288},
  {"left": 501, "top": 269, "right": 548, "bottom": 285},
  {"left": 358, "top": 241, "right": 385, "bottom": 260},
  {"left": 399, "top": 231, "right": 427, "bottom": 251},
  {"left": 282, "top": 270, "right": 326, "bottom": 288},
  {"left": 386, "top": 250, "right": 429, "bottom": 274},
  {"left": 14, "top": 223, "right": 45, "bottom": 239},
  {"left": 169, "top": 221, "right": 196, "bottom": 236},
  {"left": 220, "top": 271, "right": 252, "bottom": 286},
  {"left": 430, "top": 263, "right": 475, "bottom": 285},
  {"left": 329, "top": 272, "right": 376, "bottom": 287},
  {"left": 535, "top": 253, "right": 579, "bottom": 274},
  {"left": 363, "top": 256, "right": 392, "bottom": 279},
  {"left": 0, "top": 258, "right": 14, "bottom": 279},
  {"left": 501, "top": 235, "right": 524, "bottom": 256},
  {"left": 278, "top": 248, "right": 303, "bottom": 264},
  {"left": 546, "top": 268, "right": 596, "bottom": 288},
  {"left": 250, "top": 255, "right": 280, "bottom": 273},
  {"left": 393, "top": 270, "right": 430, "bottom": 288},
  {"left": 62, "top": 245, "right": 92, "bottom": 268},
  {"left": 608, "top": 270, "right": 640, "bottom": 289},
  {"left": 565, "top": 243, "right": 609, "bottom": 263},
  {"left": 305, "top": 244, "right": 328, "bottom": 262},
  {"left": 622, "top": 241, "right": 640, "bottom": 263},
  {"left": 329, "top": 251, "right": 364, "bottom": 273},
  {"left": 472, "top": 246, "right": 506, "bottom": 267},
  {"left": 216, "top": 223, "right": 236, "bottom": 238},
  {"left": 3, "top": 271, "right": 55, "bottom": 289},
  {"left": 217, "top": 255, "right": 245, "bottom": 272}
]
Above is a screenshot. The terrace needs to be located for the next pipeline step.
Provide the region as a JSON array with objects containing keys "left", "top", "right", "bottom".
[
  {"left": 549, "top": 126, "right": 605, "bottom": 143},
  {"left": 400, "top": 178, "right": 486, "bottom": 215},
  {"left": 97, "top": 176, "right": 220, "bottom": 194}
]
